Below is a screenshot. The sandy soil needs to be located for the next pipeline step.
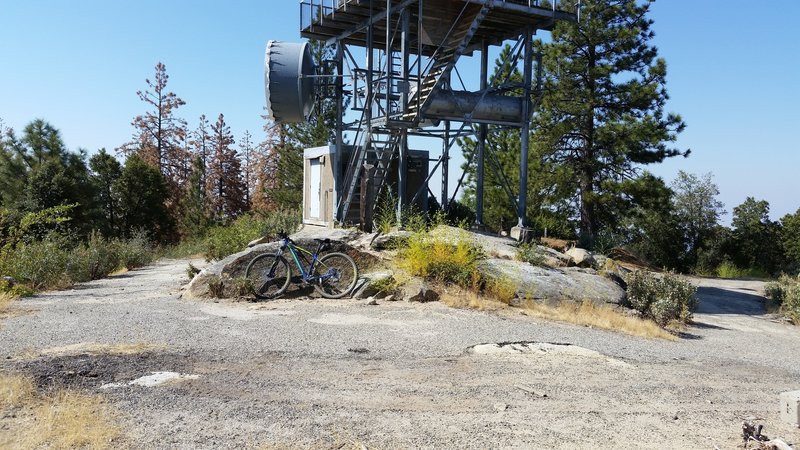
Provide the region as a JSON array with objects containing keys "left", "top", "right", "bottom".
[{"left": 1, "top": 259, "right": 799, "bottom": 449}]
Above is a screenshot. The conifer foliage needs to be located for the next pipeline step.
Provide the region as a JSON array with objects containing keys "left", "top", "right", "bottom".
[
  {"left": 118, "top": 62, "right": 189, "bottom": 198},
  {"left": 535, "top": 0, "right": 688, "bottom": 241},
  {"left": 206, "top": 114, "right": 248, "bottom": 220}
]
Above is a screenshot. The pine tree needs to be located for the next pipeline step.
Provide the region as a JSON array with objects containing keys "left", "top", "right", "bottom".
[
  {"left": 89, "top": 149, "right": 122, "bottom": 236},
  {"left": 206, "top": 114, "right": 248, "bottom": 220},
  {"left": 534, "top": 0, "right": 687, "bottom": 242},
  {"left": 179, "top": 156, "right": 211, "bottom": 237},
  {"left": 118, "top": 62, "right": 188, "bottom": 199},
  {"left": 251, "top": 119, "right": 282, "bottom": 212},
  {"left": 3, "top": 120, "right": 98, "bottom": 234},
  {"left": 190, "top": 115, "right": 211, "bottom": 202},
  {"left": 780, "top": 209, "right": 800, "bottom": 270},
  {"left": 114, "top": 154, "right": 174, "bottom": 241},
  {"left": 239, "top": 130, "right": 255, "bottom": 209},
  {"left": 671, "top": 171, "right": 725, "bottom": 267},
  {"left": 730, "top": 197, "right": 783, "bottom": 273},
  {"left": 0, "top": 122, "right": 26, "bottom": 208}
]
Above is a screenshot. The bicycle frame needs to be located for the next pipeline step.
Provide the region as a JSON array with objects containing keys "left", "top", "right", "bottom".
[{"left": 276, "top": 237, "right": 334, "bottom": 283}]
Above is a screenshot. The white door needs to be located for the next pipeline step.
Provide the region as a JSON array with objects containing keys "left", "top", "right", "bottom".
[{"left": 309, "top": 158, "right": 321, "bottom": 219}]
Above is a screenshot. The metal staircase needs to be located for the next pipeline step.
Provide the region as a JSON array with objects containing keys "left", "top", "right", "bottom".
[
  {"left": 406, "top": 4, "right": 490, "bottom": 121},
  {"left": 336, "top": 111, "right": 401, "bottom": 224}
]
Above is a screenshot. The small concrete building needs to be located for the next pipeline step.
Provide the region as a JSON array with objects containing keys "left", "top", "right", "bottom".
[{"left": 302, "top": 145, "right": 338, "bottom": 227}]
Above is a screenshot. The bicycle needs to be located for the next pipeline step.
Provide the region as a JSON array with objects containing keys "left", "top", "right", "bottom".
[{"left": 245, "top": 232, "right": 359, "bottom": 300}]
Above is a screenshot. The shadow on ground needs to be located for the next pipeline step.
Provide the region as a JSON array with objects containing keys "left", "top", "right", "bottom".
[{"left": 695, "top": 286, "right": 766, "bottom": 316}]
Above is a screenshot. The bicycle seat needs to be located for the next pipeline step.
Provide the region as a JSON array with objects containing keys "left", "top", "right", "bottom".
[{"left": 313, "top": 238, "right": 331, "bottom": 244}]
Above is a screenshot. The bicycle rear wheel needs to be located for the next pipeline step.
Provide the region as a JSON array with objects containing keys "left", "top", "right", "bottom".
[
  {"left": 312, "top": 252, "right": 358, "bottom": 299},
  {"left": 245, "top": 254, "right": 291, "bottom": 299}
]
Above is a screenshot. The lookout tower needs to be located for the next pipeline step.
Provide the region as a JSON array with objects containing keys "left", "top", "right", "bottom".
[{"left": 265, "top": 0, "right": 577, "bottom": 236}]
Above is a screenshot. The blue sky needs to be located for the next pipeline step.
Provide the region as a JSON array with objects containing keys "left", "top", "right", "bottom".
[{"left": 1, "top": 1, "right": 798, "bottom": 221}]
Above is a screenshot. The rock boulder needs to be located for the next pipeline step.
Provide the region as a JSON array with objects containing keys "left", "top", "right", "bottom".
[
  {"left": 479, "top": 258, "right": 626, "bottom": 307},
  {"left": 565, "top": 248, "right": 596, "bottom": 268},
  {"left": 397, "top": 277, "right": 439, "bottom": 303}
]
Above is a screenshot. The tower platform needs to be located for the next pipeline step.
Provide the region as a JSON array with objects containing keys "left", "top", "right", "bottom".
[{"left": 300, "top": 0, "right": 576, "bottom": 54}]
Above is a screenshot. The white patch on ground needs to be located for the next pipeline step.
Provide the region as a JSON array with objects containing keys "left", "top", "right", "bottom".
[
  {"left": 101, "top": 372, "right": 200, "bottom": 389},
  {"left": 308, "top": 313, "right": 424, "bottom": 328},
  {"left": 199, "top": 304, "right": 296, "bottom": 320},
  {"left": 469, "top": 342, "right": 630, "bottom": 367},
  {"left": 470, "top": 342, "right": 602, "bottom": 357}
]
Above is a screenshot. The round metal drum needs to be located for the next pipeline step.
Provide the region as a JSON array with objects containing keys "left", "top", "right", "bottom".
[{"left": 264, "top": 40, "right": 316, "bottom": 123}]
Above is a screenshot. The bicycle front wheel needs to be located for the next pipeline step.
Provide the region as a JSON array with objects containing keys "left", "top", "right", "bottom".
[
  {"left": 312, "top": 252, "right": 359, "bottom": 299},
  {"left": 245, "top": 254, "right": 291, "bottom": 299}
]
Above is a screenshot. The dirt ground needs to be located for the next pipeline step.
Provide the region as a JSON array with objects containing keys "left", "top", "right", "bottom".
[{"left": 1, "top": 259, "right": 799, "bottom": 449}]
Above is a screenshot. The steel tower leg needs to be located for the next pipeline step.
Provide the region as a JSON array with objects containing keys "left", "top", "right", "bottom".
[
  {"left": 517, "top": 26, "right": 533, "bottom": 230},
  {"left": 397, "top": 130, "right": 408, "bottom": 225},
  {"left": 441, "top": 121, "right": 450, "bottom": 211},
  {"left": 335, "top": 42, "right": 344, "bottom": 222},
  {"left": 475, "top": 39, "right": 489, "bottom": 228}
]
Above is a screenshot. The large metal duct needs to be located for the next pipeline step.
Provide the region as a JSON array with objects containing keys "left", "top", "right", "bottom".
[
  {"left": 264, "top": 41, "right": 316, "bottom": 123},
  {"left": 424, "top": 90, "right": 526, "bottom": 126}
]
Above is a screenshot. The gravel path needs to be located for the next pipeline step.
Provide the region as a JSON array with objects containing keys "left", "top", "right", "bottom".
[{"left": 1, "top": 259, "right": 799, "bottom": 449}]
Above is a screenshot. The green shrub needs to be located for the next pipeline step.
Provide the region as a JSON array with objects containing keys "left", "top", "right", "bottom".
[
  {"left": 0, "top": 231, "right": 156, "bottom": 292},
  {"left": 0, "top": 279, "right": 35, "bottom": 298},
  {"left": 399, "top": 231, "right": 483, "bottom": 288},
  {"left": 0, "top": 234, "right": 72, "bottom": 290},
  {"left": 186, "top": 263, "right": 201, "bottom": 279},
  {"left": 229, "top": 277, "right": 254, "bottom": 297},
  {"left": 204, "top": 211, "right": 300, "bottom": 261},
  {"left": 115, "top": 232, "right": 154, "bottom": 269},
  {"left": 373, "top": 191, "right": 398, "bottom": 234},
  {"left": 160, "top": 236, "right": 206, "bottom": 259},
  {"left": 764, "top": 275, "right": 800, "bottom": 324},
  {"left": 716, "top": 261, "right": 769, "bottom": 279},
  {"left": 67, "top": 232, "right": 121, "bottom": 282},
  {"left": 516, "top": 243, "right": 545, "bottom": 266},
  {"left": 626, "top": 270, "right": 697, "bottom": 326},
  {"left": 207, "top": 276, "right": 225, "bottom": 298},
  {"left": 591, "top": 230, "right": 624, "bottom": 256},
  {"left": 484, "top": 275, "right": 518, "bottom": 304},
  {"left": 369, "top": 276, "right": 397, "bottom": 295},
  {"left": 716, "top": 261, "right": 744, "bottom": 278}
]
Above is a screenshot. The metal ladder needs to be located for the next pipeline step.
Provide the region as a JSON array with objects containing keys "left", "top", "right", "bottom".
[
  {"left": 337, "top": 121, "right": 400, "bottom": 224},
  {"left": 405, "top": 4, "right": 490, "bottom": 121}
]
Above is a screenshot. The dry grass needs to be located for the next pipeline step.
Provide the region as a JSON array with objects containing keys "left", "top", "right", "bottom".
[
  {"left": 0, "top": 373, "right": 124, "bottom": 449},
  {"left": 439, "top": 281, "right": 675, "bottom": 340},
  {"left": 521, "top": 300, "right": 677, "bottom": 341},
  {"left": 439, "top": 286, "right": 508, "bottom": 311},
  {"left": 0, "top": 374, "right": 36, "bottom": 409},
  {"left": 0, "top": 291, "right": 25, "bottom": 323},
  {"left": 108, "top": 267, "right": 130, "bottom": 277},
  {"left": 0, "top": 291, "right": 14, "bottom": 311}
]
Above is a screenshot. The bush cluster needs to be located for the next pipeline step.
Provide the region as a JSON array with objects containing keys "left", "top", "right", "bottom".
[
  {"left": 716, "top": 261, "right": 769, "bottom": 279},
  {"left": 399, "top": 231, "right": 483, "bottom": 288},
  {"left": 764, "top": 275, "right": 800, "bottom": 324},
  {"left": 0, "top": 232, "right": 154, "bottom": 291},
  {"left": 516, "top": 243, "right": 545, "bottom": 266},
  {"left": 203, "top": 211, "right": 299, "bottom": 261},
  {"left": 625, "top": 270, "right": 698, "bottom": 326}
]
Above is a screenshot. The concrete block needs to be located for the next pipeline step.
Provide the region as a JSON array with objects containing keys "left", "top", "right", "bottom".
[
  {"left": 780, "top": 390, "right": 800, "bottom": 427},
  {"left": 510, "top": 226, "right": 535, "bottom": 243}
]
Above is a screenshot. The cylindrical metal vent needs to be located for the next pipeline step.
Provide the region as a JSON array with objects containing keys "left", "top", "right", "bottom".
[
  {"left": 425, "top": 90, "right": 526, "bottom": 126},
  {"left": 264, "top": 40, "right": 316, "bottom": 123}
]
